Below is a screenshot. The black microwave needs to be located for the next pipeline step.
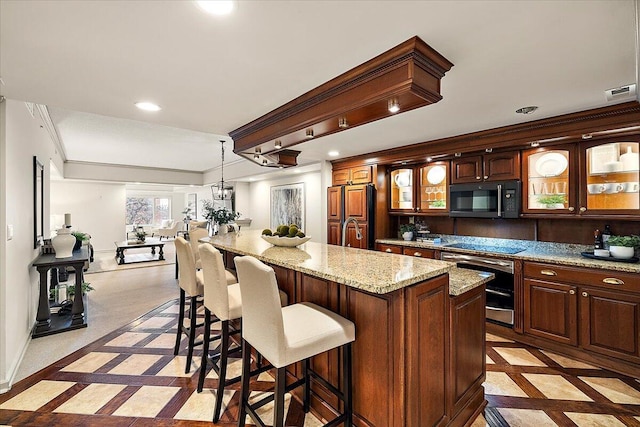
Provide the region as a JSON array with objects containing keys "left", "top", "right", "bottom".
[{"left": 449, "top": 181, "right": 521, "bottom": 219}]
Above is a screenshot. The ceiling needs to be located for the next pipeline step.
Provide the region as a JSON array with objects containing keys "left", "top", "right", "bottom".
[{"left": 1, "top": 0, "right": 638, "bottom": 184}]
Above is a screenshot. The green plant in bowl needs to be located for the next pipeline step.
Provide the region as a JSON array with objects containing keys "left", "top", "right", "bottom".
[
  {"left": 607, "top": 235, "right": 640, "bottom": 248},
  {"left": 71, "top": 231, "right": 89, "bottom": 251},
  {"left": 399, "top": 223, "right": 417, "bottom": 233},
  {"left": 537, "top": 194, "right": 566, "bottom": 208},
  {"left": 430, "top": 199, "right": 445, "bottom": 208}
]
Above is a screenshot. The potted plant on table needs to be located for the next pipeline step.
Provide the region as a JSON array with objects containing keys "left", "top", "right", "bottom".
[
  {"left": 202, "top": 200, "right": 241, "bottom": 235},
  {"left": 399, "top": 223, "right": 417, "bottom": 241},
  {"left": 71, "top": 231, "right": 89, "bottom": 251},
  {"left": 135, "top": 230, "right": 147, "bottom": 243},
  {"left": 607, "top": 235, "right": 640, "bottom": 259}
]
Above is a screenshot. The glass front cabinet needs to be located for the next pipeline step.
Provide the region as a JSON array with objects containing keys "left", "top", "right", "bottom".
[
  {"left": 390, "top": 163, "right": 449, "bottom": 214},
  {"left": 582, "top": 140, "right": 639, "bottom": 215},
  {"left": 523, "top": 146, "right": 575, "bottom": 214},
  {"left": 523, "top": 139, "right": 639, "bottom": 216}
]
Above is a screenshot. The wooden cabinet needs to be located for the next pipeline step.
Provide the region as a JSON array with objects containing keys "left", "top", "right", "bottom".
[
  {"left": 332, "top": 165, "right": 373, "bottom": 185},
  {"left": 390, "top": 162, "right": 450, "bottom": 214},
  {"left": 581, "top": 139, "right": 639, "bottom": 216},
  {"left": 524, "top": 278, "right": 578, "bottom": 345},
  {"left": 327, "top": 186, "right": 342, "bottom": 245},
  {"left": 451, "top": 151, "right": 520, "bottom": 184},
  {"left": 522, "top": 145, "right": 576, "bottom": 214},
  {"left": 402, "top": 247, "right": 435, "bottom": 258},
  {"left": 377, "top": 243, "right": 403, "bottom": 254},
  {"left": 327, "top": 184, "right": 373, "bottom": 247},
  {"left": 343, "top": 223, "right": 369, "bottom": 249},
  {"left": 523, "top": 262, "right": 640, "bottom": 365},
  {"left": 522, "top": 138, "right": 640, "bottom": 217}
]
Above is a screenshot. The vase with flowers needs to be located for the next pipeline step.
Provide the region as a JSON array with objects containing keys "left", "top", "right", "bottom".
[{"left": 202, "top": 200, "right": 241, "bottom": 235}]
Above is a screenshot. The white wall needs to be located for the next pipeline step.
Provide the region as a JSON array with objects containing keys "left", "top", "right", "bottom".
[
  {"left": 245, "top": 171, "right": 324, "bottom": 241},
  {"left": 51, "top": 181, "right": 126, "bottom": 251},
  {"left": 0, "top": 99, "right": 63, "bottom": 392}
]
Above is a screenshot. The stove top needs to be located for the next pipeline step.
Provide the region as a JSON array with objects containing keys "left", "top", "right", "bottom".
[{"left": 445, "top": 242, "right": 527, "bottom": 255}]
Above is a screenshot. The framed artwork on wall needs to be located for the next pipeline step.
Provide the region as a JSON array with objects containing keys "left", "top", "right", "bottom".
[
  {"left": 33, "top": 156, "right": 44, "bottom": 248},
  {"left": 270, "top": 183, "right": 304, "bottom": 230}
]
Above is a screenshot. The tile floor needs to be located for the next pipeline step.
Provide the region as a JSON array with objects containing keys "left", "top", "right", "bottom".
[{"left": 1, "top": 302, "right": 639, "bottom": 426}]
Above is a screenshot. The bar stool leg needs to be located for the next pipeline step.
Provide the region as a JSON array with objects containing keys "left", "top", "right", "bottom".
[
  {"left": 213, "top": 320, "right": 230, "bottom": 423},
  {"left": 197, "top": 308, "right": 212, "bottom": 393},
  {"left": 237, "top": 339, "right": 251, "bottom": 427},
  {"left": 185, "top": 295, "right": 198, "bottom": 373},
  {"left": 303, "top": 358, "right": 310, "bottom": 413},
  {"left": 174, "top": 289, "right": 186, "bottom": 356},
  {"left": 273, "top": 367, "right": 286, "bottom": 427},
  {"left": 343, "top": 342, "right": 353, "bottom": 427}
]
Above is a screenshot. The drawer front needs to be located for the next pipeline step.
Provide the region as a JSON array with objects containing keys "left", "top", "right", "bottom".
[
  {"left": 377, "top": 244, "right": 403, "bottom": 254},
  {"left": 403, "top": 247, "right": 435, "bottom": 259},
  {"left": 524, "top": 262, "right": 640, "bottom": 293}
]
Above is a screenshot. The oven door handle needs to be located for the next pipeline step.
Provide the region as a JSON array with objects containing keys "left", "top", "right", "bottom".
[{"left": 486, "top": 288, "right": 512, "bottom": 297}]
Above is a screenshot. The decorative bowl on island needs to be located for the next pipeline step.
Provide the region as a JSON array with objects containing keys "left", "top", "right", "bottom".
[{"left": 261, "top": 235, "right": 311, "bottom": 247}]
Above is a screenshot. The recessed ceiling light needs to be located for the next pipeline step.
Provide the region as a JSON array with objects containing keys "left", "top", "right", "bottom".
[
  {"left": 530, "top": 141, "right": 540, "bottom": 147},
  {"left": 135, "top": 101, "right": 161, "bottom": 112},
  {"left": 388, "top": 99, "right": 400, "bottom": 114},
  {"left": 196, "top": 0, "right": 235, "bottom": 15},
  {"left": 515, "top": 106, "right": 538, "bottom": 115},
  {"left": 328, "top": 150, "right": 339, "bottom": 157},
  {"left": 274, "top": 140, "right": 282, "bottom": 149}
]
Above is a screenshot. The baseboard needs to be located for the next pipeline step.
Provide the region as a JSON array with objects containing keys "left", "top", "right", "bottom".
[{"left": 0, "top": 333, "right": 31, "bottom": 394}]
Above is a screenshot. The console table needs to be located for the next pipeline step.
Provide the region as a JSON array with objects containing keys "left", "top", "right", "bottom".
[{"left": 31, "top": 247, "right": 89, "bottom": 338}]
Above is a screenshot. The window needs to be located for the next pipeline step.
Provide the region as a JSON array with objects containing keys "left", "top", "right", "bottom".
[{"left": 126, "top": 197, "right": 171, "bottom": 226}]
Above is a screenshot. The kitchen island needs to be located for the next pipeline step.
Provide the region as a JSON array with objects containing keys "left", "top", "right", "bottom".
[{"left": 201, "top": 231, "right": 493, "bottom": 427}]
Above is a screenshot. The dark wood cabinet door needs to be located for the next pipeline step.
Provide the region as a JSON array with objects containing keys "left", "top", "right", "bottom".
[
  {"left": 402, "top": 247, "right": 435, "bottom": 259},
  {"left": 332, "top": 169, "right": 350, "bottom": 186},
  {"left": 483, "top": 151, "right": 520, "bottom": 181},
  {"left": 524, "top": 279, "right": 578, "bottom": 345},
  {"left": 451, "top": 156, "right": 482, "bottom": 183},
  {"left": 327, "top": 221, "right": 341, "bottom": 246},
  {"left": 579, "top": 287, "right": 640, "bottom": 363},
  {"left": 344, "top": 223, "right": 368, "bottom": 249},
  {"left": 377, "top": 243, "right": 403, "bottom": 254},
  {"left": 350, "top": 165, "right": 373, "bottom": 184},
  {"left": 344, "top": 184, "right": 369, "bottom": 221},
  {"left": 327, "top": 186, "right": 342, "bottom": 221}
]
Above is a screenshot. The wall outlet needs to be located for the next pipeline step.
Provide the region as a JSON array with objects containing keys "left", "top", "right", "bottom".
[{"left": 7, "top": 225, "right": 13, "bottom": 240}]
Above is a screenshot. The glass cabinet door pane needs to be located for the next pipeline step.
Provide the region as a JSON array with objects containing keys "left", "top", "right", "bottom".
[
  {"left": 527, "top": 149, "right": 570, "bottom": 210},
  {"left": 419, "top": 164, "right": 448, "bottom": 210},
  {"left": 390, "top": 168, "right": 413, "bottom": 210},
  {"left": 586, "top": 142, "right": 639, "bottom": 211}
]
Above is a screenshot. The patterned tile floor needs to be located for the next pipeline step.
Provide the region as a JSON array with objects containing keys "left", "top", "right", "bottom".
[{"left": 1, "top": 301, "right": 639, "bottom": 426}]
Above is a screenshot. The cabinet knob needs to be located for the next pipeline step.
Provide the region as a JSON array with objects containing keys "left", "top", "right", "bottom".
[
  {"left": 540, "top": 269, "right": 557, "bottom": 276},
  {"left": 484, "top": 176, "right": 489, "bottom": 180},
  {"left": 603, "top": 278, "right": 624, "bottom": 285},
  {"left": 579, "top": 207, "right": 587, "bottom": 212},
  {"left": 385, "top": 248, "right": 392, "bottom": 253},
  {"left": 568, "top": 207, "right": 575, "bottom": 212},
  {"left": 569, "top": 290, "right": 575, "bottom": 295},
  {"left": 476, "top": 176, "right": 481, "bottom": 180},
  {"left": 413, "top": 252, "right": 422, "bottom": 257},
  {"left": 582, "top": 291, "right": 589, "bottom": 297}
]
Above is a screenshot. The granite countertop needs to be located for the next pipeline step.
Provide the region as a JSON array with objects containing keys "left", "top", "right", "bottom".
[
  {"left": 201, "top": 231, "right": 490, "bottom": 295},
  {"left": 377, "top": 236, "right": 640, "bottom": 274}
]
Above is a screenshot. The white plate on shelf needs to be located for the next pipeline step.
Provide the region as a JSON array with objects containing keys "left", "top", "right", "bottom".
[
  {"left": 535, "top": 152, "right": 568, "bottom": 177},
  {"left": 426, "top": 166, "right": 446, "bottom": 184}
]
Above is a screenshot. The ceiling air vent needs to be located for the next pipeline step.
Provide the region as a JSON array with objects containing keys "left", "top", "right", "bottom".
[{"left": 605, "top": 84, "right": 636, "bottom": 102}]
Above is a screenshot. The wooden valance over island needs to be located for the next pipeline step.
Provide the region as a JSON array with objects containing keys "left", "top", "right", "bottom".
[{"left": 201, "top": 231, "right": 493, "bottom": 427}]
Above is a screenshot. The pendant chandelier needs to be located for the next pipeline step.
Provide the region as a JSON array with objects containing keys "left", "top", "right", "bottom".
[{"left": 211, "top": 140, "right": 233, "bottom": 200}]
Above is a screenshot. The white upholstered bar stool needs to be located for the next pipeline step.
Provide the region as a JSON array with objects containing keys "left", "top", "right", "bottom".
[
  {"left": 189, "top": 226, "right": 236, "bottom": 287},
  {"left": 173, "top": 237, "right": 205, "bottom": 373},
  {"left": 234, "top": 256, "right": 355, "bottom": 427},
  {"left": 197, "top": 244, "right": 289, "bottom": 422},
  {"left": 196, "top": 243, "right": 244, "bottom": 422}
]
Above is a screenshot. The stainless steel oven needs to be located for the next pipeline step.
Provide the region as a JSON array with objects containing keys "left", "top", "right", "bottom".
[{"left": 441, "top": 251, "right": 515, "bottom": 326}]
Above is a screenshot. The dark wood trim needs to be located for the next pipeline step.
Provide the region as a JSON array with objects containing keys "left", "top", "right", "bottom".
[
  {"left": 331, "top": 101, "right": 640, "bottom": 168},
  {"left": 230, "top": 36, "right": 453, "bottom": 160}
]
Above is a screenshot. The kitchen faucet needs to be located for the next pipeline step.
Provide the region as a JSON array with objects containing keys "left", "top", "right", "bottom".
[{"left": 341, "top": 216, "right": 363, "bottom": 247}]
